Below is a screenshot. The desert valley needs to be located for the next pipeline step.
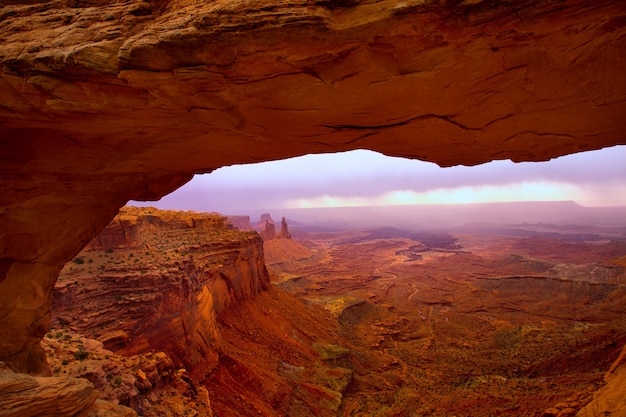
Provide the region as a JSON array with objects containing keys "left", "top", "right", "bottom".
[
  {"left": 2, "top": 0, "right": 626, "bottom": 416},
  {"left": 38, "top": 203, "right": 626, "bottom": 417}
]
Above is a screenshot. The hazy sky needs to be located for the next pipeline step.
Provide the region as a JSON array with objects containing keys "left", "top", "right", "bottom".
[{"left": 131, "top": 146, "right": 626, "bottom": 215}]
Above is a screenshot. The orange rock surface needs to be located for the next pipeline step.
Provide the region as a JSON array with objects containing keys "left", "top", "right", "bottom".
[
  {"left": 4, "top": 205, "right": 625, "bottom": 416},
  {"left": 41, "top": 328, "right": 212, "bottom": 417},
  {"left": 53, "top": 206, "right": 269, "bottom": 380},
  {"left": 0, "top": 0, "right": 626, "bottom": 378},
  {"left": 48, "top": 207, "right": 350, "bottom": 416},
  {"left": 264, "top": 226, "right": 626, "bottom": 416}
]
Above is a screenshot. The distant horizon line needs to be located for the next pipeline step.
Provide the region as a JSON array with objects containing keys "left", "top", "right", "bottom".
[
  {"left": 129, "top": 199, "right": 626, "bottom": 216},
  {"left": 228, "top": 199, "right": 626, "bottom": 211}
]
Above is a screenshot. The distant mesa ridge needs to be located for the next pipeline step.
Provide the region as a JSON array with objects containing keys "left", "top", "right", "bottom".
[{"left": 225, "top": 215, "right": 253, "bottom": 231}]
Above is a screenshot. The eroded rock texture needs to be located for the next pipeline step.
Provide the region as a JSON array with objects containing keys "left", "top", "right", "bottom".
[
  {"left": 577, "top": 344, "right": 626, "bottom": 417},
  {"left": 0, "top": 0, "right": 625, "bottom": 372},
  {"left": 0, "top": 360, "right": 135, "bottom": 417},
  {"left": 54, "top": 207, "right": 269, "bottom": 379}
]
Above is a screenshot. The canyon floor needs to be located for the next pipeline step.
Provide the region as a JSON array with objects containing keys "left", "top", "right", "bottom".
[
  {"left": 49, "top": 208, "right": 626, "bottom": 417},
  {"left": 265, "top": 225, "right": 626, "bottom": 416}
]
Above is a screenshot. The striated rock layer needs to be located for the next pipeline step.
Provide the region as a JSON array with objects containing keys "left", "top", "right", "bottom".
[
  {"left": 0, "top": 0, "right": 626, "bottom": 372},
  {"left": 41, "top": 328, "right": 213, "bottom": 417},
  {"left": 53, "top": 206, "right": 269, "bottom": 380},
  {"left": 226, "top": 216, "right": 253, "bottom": 232},
  {"left": 0, "top": 361, "right": 135, "bottom": 417}
]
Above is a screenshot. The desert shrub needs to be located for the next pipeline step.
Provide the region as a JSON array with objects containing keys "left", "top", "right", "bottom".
[
  {"left": 492, "top": 327, "right": 522, "bottom": 350},
  {"left": 72, "top": 257, "right": 85, "bottom": 265},
  {"left": 74, "top": 348, "right": 89, "bottom": 361}
]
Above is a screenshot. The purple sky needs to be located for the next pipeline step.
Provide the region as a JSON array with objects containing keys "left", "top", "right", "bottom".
[{"left": 131, "top": 145, "right": 626, "bottom": 215}]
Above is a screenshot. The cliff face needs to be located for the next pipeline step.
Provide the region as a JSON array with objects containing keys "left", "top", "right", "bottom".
[
  {"left": 86, "top": 208, "right": 229, "bottom": 250},
  {"left": 0, "top": 0, "right": 625, "bottom": 373},
  {"left": 53, "top": 207, "right": 269, "bottom": 380},
  {"left": 226, "top": 216, "right": 253, "bottom": 232},
  {"left": 575, "top": 345, "right": 626, "bottom": 417}
]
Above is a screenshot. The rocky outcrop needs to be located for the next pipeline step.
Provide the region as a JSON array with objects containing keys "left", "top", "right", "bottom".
[
  {"left": 86, "top": 207, "right": 229, "bottom": 251},
  {"left": 576, "top": 344, "right": 626, "bottom": 417},
  {"left": 40, "top": 328, "right": 212, "bottom": 417},
  {"left": 0, "top": 0, "right": 625, "bottom": 373},
  {"left": 255, "top": 214, "right": 275, "bottom": 231},
  {"left": 280, "top": 217, "right": 292, "bottom": 240},
  {"left": 0, "top": 361, "right": 135, "bottom": 417},
  {"left": 52, "top": 207, "right": 270, "bottom": 380},
  {"left": 226, "top": 216, "right": 253, "bottom": 231},
  {"left": 255, "top": 214, "right": 292, "bottom": 241},
  {"left": 259, "top": 221, "right": 276, "bottom": 241}
]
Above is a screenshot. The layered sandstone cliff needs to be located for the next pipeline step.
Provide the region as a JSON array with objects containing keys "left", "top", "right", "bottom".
[
  {"left": 46, "top": 207, "right": 349, "bottom": 417},
  {"left": 53, "top": 206, "right": 269, "bottom": 380},
  {"left": 226, "top": 215, "right": 253, "bottom": 231},
  {"left": 0, "top": 0, "right": 625, "bottom": 377}
]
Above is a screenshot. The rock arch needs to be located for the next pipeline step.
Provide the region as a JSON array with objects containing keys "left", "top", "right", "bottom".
[{"left": 1, "top": 0, "right": 625, "bottom": 372}]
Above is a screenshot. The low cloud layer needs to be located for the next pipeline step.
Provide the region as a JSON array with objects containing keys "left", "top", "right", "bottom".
[{"left": 132, "top": 146, "right": 626, "bottom": 214}]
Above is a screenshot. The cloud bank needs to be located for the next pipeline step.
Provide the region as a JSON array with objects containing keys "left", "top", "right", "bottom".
[{"left": 131, "top": 146, "right": 626, "bottom": 214}]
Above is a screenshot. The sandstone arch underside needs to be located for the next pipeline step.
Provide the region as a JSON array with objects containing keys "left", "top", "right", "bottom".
[{"left": 1, "top": 0, "right": 625, "bottom": 373}]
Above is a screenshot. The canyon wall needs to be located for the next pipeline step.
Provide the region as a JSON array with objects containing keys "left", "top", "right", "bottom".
[
  {"left": 0, "top": 0, "right": 625, "bottom": 373},
  {"left": 86, "top": 207, "right": 229, "bottom": 250},
  {"left": 226, "top": 216, "right": 253, "bottom": 232},
  {"left": 576, "top": 344, "right": 626, "bottom": 417},
  {"left": 53, "top": 207, "right": 270, "bottom": 380}
]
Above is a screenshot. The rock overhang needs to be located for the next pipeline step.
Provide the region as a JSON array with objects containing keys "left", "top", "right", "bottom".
[{"left": 0, "top": 0, "right": 626, "bottom": 372}]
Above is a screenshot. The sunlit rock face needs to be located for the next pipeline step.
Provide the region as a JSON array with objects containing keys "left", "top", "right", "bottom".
[
  {"left": 576, "top": 344, "right": 626, "bottom": 417},
  {"left": 0, "top": 0, "right": 625, "bottom": 373},
  {"left": 53, "top": 207, "right": 270, "bottom": 380}
]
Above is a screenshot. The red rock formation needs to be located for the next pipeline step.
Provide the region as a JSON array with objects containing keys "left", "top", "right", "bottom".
[
  {"left": 280, "top": 217, "right": 292, "bottom": 240},
  {"left": 255, "top": 214, "right": 275, "bottom": 230},
  {"left": 86, "top": 207, "right": 232, "bottom": 250},
  {"left": 40, "top": 328, "right": 212, "bottom": 417},
  {"left": 255, "top": 214, "right": 291, "bottom": 240},
  {"left": 576, "top": 344, "right": 626, "bottom": 417},
  {"left": 53, "top": 207, "right": 270, "bottom": 380},
  {"left": 0, "top": 360, "right": 135, "bottom": 417},
  {"left": 259, "top": 221, "right": 276, "bottom": 241},
  {"left": 226, "top": 216, "right": 253, "bottom": 231},
  {"left": 0, "top": 0, "right": 625, "bottom": 373}
]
